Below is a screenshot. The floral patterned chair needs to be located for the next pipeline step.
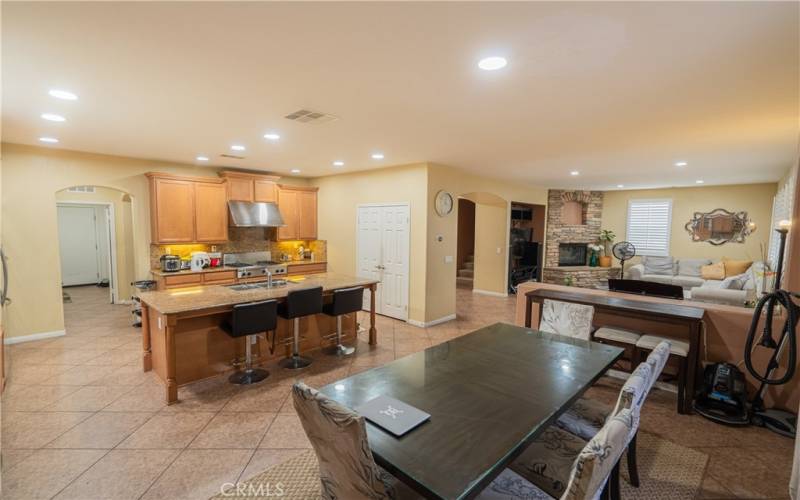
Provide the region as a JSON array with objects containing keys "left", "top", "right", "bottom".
[
  {"left": 292, "top": 382, "right": 421, "bottom": 500},
  {"left": 539, "top": 299, "right": 595, "bottom": 340},
  {"left": 478, "top": 408, "right": 638, "bottom": 500},
  {"left": 553, "top": 341, "right": 670, "bottom": 489}
]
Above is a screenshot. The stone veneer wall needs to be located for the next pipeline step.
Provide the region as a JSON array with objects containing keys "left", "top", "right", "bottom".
[{"left": 543, "top": 189, "right": 608, "bottom": 287}]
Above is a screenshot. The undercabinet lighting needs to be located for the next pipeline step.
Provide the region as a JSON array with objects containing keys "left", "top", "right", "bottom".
[
  {"left": 48, "top": 89, "right": 78, "bottom": 100},
  {"left": 263, "top": 133, "right": 280, "bottom": 141},
  {"left": 39, "top": 137, "right": 59, "bottom": 143},
  {"left": 617, "top": 184, "right": 624, "bottom": 188},
  {"left": 570, "top": 171, "right": 580, "bottom": 176},
  {"left": 371, "top": 153, "right": 385, "bottom": 160},
  {"left": 41, "top": 113, "right": 65, "bottom": 122},
  {"left": 696, "top": 180, "right": 704, "bottom": 184},
  {"left": 196, "top": 156, "right": 209, "bottom": 161},
  {"left": 333, "top": 160, "right": 345, "bottom": 167},
  {"left": 231, "top": 144, "right": 246, "bottom": 151},
  {"left": 478, "top": 56, "right": 508, "bottom": 71},
  {"left": 675, "top": 161, "right": 688, "bottom": 167},
  {"left": 291, "top": 168, "right": 301, "bottom": 174}
]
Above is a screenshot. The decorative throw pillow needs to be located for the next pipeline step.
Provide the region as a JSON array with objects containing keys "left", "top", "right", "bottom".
[
  {"left": 677, "top": 259, "right": 711, "bottom": 277},
  {"left": 722, "top": 258, "right": 753, "bottom": 277},
  {"left": 720, "top": 273, "right": 748, "bottom": 290},
  {"left": 701, "top": 262, "right": 725, "bottom": 280},
  {"left": 643, "top": 256, "right": 674, "bottom": 276}
]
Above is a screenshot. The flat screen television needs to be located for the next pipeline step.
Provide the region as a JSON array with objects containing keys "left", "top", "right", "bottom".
[{"left": 608, "top": 279, "right": 684, "bottom": 300}]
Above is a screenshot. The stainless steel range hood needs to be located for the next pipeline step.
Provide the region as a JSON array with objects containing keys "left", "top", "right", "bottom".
[{"left": 228, "top": 201, "right": 286, "bottom": 227}]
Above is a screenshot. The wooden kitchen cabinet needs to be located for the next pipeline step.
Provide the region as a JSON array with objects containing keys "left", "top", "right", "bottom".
[
  {"left": 219, "top": 171, "right": 279, "bottom": 203},
  {"left": 147, "top": 172, "right": 229, "bottom": 244},
  {"left": 277, "top": 185, "right": 318, "bottom": 240},
  {"left": 194, "top": 182, "right": 228, "bottom": 242},
  {"left": 149, "top": 176, "right": 196, "bottom": 243}
]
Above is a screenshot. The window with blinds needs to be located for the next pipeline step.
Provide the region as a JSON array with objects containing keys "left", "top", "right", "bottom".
[
  {"left": 626, "top": 199, "right": 673, "bottom": 257},
  {"left": 768, "top": 172, "right": 796, "bottom": 268}
]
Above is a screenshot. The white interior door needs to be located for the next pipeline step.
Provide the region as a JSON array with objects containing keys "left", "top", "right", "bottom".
[
  {"left": 356, "top": 204, "right": 410, "bottom": 320},
  {"left": 58, "top": 205, "right": 100, "bottom": 286}
]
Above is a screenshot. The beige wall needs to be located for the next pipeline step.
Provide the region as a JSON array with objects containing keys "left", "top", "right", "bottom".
[
  {"left": 425, "top": 163, "right": 548, "bottom": 322},
  {"left": 55, "top": 186, "right": 136, "bottom": 302},
  {"left": 602, "top": 183, "right": 777, "bottom": 263},
  {"left": 0, "top": 143, "right": 305, "bottom": 340},
  {"left": 310, "top": 164, "right": 429, "bottom": 323}
]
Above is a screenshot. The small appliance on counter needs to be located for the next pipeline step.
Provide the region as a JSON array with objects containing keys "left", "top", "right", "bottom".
[
  {"left": 159, "top": 254, "right": 181, "bottom": 272},
  {"left": 190, "top": 251, "right": 211, "bottom": 272},
  {"left": 208, "top": 252, "right": 223, "bottom": 268},
  {"left": 180, "top": 259, "right": 191, "bottom": 270}
]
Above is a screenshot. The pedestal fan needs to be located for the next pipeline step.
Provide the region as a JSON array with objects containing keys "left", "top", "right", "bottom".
[{"left": 612, "top": 241, "right": 636, "bottom": 277}]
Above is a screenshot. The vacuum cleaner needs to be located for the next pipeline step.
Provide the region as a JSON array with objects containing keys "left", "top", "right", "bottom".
[{"left": 695, "top": 223, "right": 798, "bottom": 438}]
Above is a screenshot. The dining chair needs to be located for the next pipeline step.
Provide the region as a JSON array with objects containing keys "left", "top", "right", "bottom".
[
  {"left": 538, "top": 299, "right": 595, "bottom": 340},
  {"left": 291, "top": 382, "right": 420, "bottom": 500},
  {"left": 554, "top": 341, "right": 670, "bottom": 489},
  {"left": 478, "top": 407, "right": 639, "bottom": 500},
  {"left": 635, "top": 334, "right": 690, "bottom": 413}
]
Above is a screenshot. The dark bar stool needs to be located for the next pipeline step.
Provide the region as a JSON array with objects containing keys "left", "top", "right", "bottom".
[
  {"left": 323, "top": 286, "right": 363, "bottom": 356},
  {"left": 220, "top": 300, "right": 277, "bottom": 385},
  {"left": 278, "top": 286, "right": 323, "bottom": 370}
]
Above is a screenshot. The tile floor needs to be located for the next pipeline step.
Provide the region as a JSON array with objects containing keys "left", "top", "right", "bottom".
[{"left": 1, "top": 285, "right": 794, "bottom": 499}]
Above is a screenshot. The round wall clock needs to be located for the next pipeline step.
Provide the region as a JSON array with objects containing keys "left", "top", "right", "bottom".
[{"left": 435, "top": 190, "right": 454, "bottom": 217}]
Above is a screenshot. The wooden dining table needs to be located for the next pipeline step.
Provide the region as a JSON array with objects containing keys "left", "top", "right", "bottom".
[{"left": 321, "top": 322, "right": 624, "bottom": 499}]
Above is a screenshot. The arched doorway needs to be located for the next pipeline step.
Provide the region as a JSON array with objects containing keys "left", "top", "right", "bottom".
[
  {"left": 55, "top": 185, "right": 136, "bottom": 304},
  {"left": 457, "top": 192, "right": 509, "bottom": 295}
]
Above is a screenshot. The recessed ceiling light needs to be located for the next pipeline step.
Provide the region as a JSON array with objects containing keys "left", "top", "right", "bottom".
[
  {"left": 371, "top": 153, "right": 384, "bottom": 160},
  {"left": 478, "top": 56, "right": 507, "bottom": 71},
  {"left": 333, "top": 161, "right": 345, "bottom": 167},
  {"left": 41, "top": 113, "right": 65, "bottom": 122},
  {"left": 696, "top": 179, "right": 705, "bottom": 184},
  {"left": 263, "top": 133, "right": 280, "bottom": 141},
  {"left": 196, "top": 156, "right": 209, "bottom": 161},
  {"left": 290, "top": 168, "right": 301, "bottom": 174},
  {"left": 675, "top": 161, "right": 688, "bottom": 167},
  {"left": 570, "top": 171, "right": 580, "bottom": 176},
  {"left": 617, "top": 184, "right": 624, "bottom": 188},
  {"left": 48, "top": 89, "right": 78, "bottom": 101},
  {"left": 230, "top": 144, "right": 245, "bottom": 151},
  {"left": 39, "top": 137, "right": 59, "bottom": 143}
]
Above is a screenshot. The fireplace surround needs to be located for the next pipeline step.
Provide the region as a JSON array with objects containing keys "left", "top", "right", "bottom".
[{"left": 558, "top": 243, "right": 587, "bottom": 266}]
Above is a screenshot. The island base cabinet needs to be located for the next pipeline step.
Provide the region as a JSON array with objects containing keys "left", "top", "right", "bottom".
[{"left": 144, "top": 307, "right": 356, "bottom": 403}]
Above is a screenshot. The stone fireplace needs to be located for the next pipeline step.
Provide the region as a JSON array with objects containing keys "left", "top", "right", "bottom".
[{"left": 543, "top": 189, "right": 620, "bottom": 287}]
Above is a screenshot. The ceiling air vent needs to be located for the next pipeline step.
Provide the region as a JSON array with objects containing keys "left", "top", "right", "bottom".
[
  {"left": 284, "top": 108, "right": 338, "bottom": 124},
  {"left": 220, "top": 153, "right": 246, "bottom": 160},
  {"left": 67, "top": 186, "right": 95, "bottom": 193}
]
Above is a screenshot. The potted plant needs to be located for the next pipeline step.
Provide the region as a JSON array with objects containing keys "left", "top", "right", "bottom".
[{"left": 598, "top": 229, "right": 616, "bottom": 267}]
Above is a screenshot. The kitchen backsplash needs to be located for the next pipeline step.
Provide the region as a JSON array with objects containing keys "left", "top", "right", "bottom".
[{"left": 149, "top": 228, "right": 327, "bottom": 269}]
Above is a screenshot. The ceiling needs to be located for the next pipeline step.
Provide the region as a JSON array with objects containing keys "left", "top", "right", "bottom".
[{"left": 3, "top": 2, "right": 798, "bottom": 189}]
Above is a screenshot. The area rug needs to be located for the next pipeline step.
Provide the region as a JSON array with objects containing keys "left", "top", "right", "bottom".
[{"left": 212, "top": 432, "right": 708, "bottom": 499}]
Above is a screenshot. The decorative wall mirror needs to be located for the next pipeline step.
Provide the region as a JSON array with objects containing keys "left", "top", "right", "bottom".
[{"left": 684, "top": 208, "right": 754, "bottom": 245}]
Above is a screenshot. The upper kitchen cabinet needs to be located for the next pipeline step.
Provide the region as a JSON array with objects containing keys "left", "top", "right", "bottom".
[
  {"left": 277, "top": 185, "right": 318, "bottom": 240},
  {"left": 146, "top": 172, "right": 229, "bottom": 244},
  {"left": 219, "top": 171, "right": 279, "bottom": 203}
]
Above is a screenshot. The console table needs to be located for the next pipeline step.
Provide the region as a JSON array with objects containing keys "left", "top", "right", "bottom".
[{"left": 525, "top": 288, "right": 705, "bottom": 414}]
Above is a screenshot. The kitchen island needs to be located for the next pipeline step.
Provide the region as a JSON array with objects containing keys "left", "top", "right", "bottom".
[{"left": 138, "top": 273, "right": 379, "bottom": 404}]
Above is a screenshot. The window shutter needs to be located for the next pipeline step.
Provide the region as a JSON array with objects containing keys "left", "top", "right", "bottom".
[{"left": 626, "top": 199, "right": 673, "bottom": 257}]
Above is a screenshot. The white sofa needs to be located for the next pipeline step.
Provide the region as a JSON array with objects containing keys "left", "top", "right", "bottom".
[{"left": 627, "top": 256, "right": 761, "bottom": 306}]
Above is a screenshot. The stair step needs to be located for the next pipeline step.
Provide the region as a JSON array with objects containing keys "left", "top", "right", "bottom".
[
  {"left": 457, "top": 276, "right": 474, "bottom": 286},
  {"left": 464, "top": 262, "right": 474, "bottom": 270},
  {"left": 458, "top": 269, "right": 474, "bottom": 278},
  {"left": 465, "top": 255, "right": 474, "bottom": 263}
]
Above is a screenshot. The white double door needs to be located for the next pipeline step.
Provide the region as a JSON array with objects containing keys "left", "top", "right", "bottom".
[{"left": 356, "top": 204, "right": 410, "bottom": 320}]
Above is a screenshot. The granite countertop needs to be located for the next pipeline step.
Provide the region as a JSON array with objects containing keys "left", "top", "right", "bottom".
[
  {"left": 150, "top": 266, "right": 240, "bottom": 277},
  {"left": 139, "top": 272, "right": 378, "bottom": 315},
  {"left": 286, "top": 260, "right": 327, "bottom": 265}
]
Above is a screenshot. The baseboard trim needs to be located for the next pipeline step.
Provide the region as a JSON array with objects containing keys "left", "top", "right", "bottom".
[
  {"left": 407, "top": 314, "right": 457, "bottom": 328},
  {"left": 472, "top": 289, "right": 508, "bottom": 298},
  {"left": 4, "top": 329, "right": 66, "bottom": 345}
]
